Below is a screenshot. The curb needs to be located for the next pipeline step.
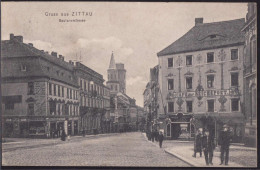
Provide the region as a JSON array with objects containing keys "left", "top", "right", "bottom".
[{"left": 164, "top": 149, "right": 198, "bottom": 167}]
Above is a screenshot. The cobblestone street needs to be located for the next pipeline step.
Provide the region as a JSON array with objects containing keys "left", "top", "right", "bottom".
[{"left": 2, "top": 132, "right": 190, "bottom": 167}]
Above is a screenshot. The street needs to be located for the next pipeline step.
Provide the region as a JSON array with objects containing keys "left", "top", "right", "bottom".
[{"left": 2, "top": 132, "right": 190, "bottom": 167}]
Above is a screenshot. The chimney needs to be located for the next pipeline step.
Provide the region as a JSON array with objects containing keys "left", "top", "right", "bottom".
[
  {"left": 10, "top": 33, "right": 14, "bottom": 40},
  {"left": 59, "top": 55, "right": 64, "bottom": 61},
  {"left": 28, "top": 43, "right": 33, "bottom": 47},
  {"left": 51, "top": 51, "right": 57, "bottom": 57},
  {"left": 195, "top": 18, "right": 203, "bottom": 26},
  {"left": 14, "top": 35, "right": 23, "bottom": 43}
]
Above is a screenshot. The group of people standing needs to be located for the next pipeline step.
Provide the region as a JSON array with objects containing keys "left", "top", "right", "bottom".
[
  {"left": 146, "top": 130, "right": 164, "bottom": 148},
  {"left": 193, "top": 124, "right": 232, "bottom": 166}
]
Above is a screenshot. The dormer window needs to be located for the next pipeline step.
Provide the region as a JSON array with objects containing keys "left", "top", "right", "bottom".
[
  {"left": 56, "top": 71, "right": 60, "bottom": 76},
  {"left": 21, "top": 65, "right": 26, "bottom": 71}
]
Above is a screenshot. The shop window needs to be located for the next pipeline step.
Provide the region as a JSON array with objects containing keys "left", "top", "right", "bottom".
[
  {"left": 186, "top": 77, "right": 192, "bottom": 89},
  {"left": 168, "top": 102, "right": 174, "bottom": 112},
  {"left": 5, "top": 103, "right": 14, "bottom": 110},
  {"left": 186, "top": 101, "right": 193, "bottom": 113},
  {"left": 28, "top": 82, "right": 34, "bottom": 95},
  {"left": 231, "top": 99, "right": 239, "bottom": 112},
  {"left": 168, "top": 58, "right": 173, "bottom": 68},
  {"left": 231, "top": 72, "right": 239, "bottom": 86},
  {"left": 207, "top": 75, "right": 214, "bottom": 88},
  {"left": 28, "top": 104, "right": 34, "bottom": 115},
  {"left": 168, "top": 79, "right": 174, "bottom": 90},
  {"left": 207, "top": 52, "right": 214, "bottom": 63},
  {"left": 207, "top": 100, "right": 214, "bottom": 112},
  {"left": 186, "top": 55, "right": 192, "bottom": 66},
  {"left": 231, "top": 49, "right": 238, "bottom": 60}
]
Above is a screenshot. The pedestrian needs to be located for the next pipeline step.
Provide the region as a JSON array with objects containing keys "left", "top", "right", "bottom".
[
  {"left": 151, "top": 130, "right": 155, "bottom": 142},
  {"left": 193, "top": 128, "right": 203, "bottom": 158},
  {"left": 158, "top": 131, "right": 164, "bottom": 148},
  {"left": 60, "top": 130, "right": 67, "bottom": 141},
  {"left": 155, "top": 130, "right": 159, "bottom": 142},
  {"left": 218, "top": 124, "right": 232, "bottom": 165},
  {"left": 202, "top": 129, "right": 215, "bottom": 165}
]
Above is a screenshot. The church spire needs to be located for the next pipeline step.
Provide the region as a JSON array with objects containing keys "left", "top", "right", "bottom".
[{"left": 109, "top": 51, "right": 116, "bottom": 69}]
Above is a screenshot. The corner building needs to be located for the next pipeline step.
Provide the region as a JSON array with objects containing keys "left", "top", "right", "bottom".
[
  {"left": 157, "top": 18, "right": 245, "bottom": 142},
  {"left": 2, "top": 34, "right": 80, "bottom": 138}
]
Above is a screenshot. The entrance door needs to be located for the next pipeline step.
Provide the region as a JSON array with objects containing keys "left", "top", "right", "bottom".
[{"left": 171, "top": 123, "right": 181, "bottom": 139}]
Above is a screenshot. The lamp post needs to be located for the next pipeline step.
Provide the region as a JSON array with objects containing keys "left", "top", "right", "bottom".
[
  {"left": 218, "top": 49, "right": 227, "bottom": 112},
  {"left": 176, "top": 56, "right": 184, "bottom": 112}
]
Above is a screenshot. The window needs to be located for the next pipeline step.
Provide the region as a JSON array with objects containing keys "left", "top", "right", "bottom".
[
  {"left": 111, "top": 85, "right": 113, "bottom": 90},
  {"left": 62, "top": 87, "right": 64, "bottom": 97},
  {"left": 231, "top": 99, "right": 239, "bottom": 111},
  {"left": 207, "top": 75, "right": 214, "bottom": 88},
  {"left": 47, "top": 67, "right": 50, "bottom": 71},
  {"left": 168, "top": 102, "right": 174, "bottom": 112},
  {"left": 210, "top": 35, "right": 216, "bottom": 39},
  {"left": 5, "top": 103, "right": 14, "bottom": 110},
  {"left": 58, "top": 85, "right": 60, "bottom": 96},
  {"left": 70, "top": 89, "right": 72, "bottom": 99},
  {"left": 88, "top": 82, "right": 90, "bottom": 92},
  {"left": 186, "top": 101, "right": 193, "bottom": 113},
  {"left": 54, "top": 85, "right": 56, "bottom": 96},
  {"left": 67, "top": 88, "right": 69, "bottom": 98},
  {"left": 80, "top": 80, "right": 82, "bottom": 88},
  {"left": 28, "top": 82, "right": 34, "bottom": 95},
  {"left": 207, "top": 100, "right": 214, "bottom": 112},
  {"left": 186, "top": 77, "right": 192, "bottom": 89},
  {"left": 207, "top": 52, "right": 214, "bottom": 63},
  {"left": 231, "top": 49, "right": 238, "bottom": 60},
  {"left": 168, "top": 58, "right": 173, "bottom": 68},
  {"left": 186, "top": 55, "right": 192, "bottom": 66},
  {"left": 231, "top": 72, "right": 239, "bottom": 86},
  {"left": 168, "top": 79, "right": 174, "bottom": 90},
  {"left": 115, "top": 85, "right": 118, "bottom": 91},
  {"left": 84, "top": 81, "right": 86, "bottom": 91},
  {"left": 56, "top": 71, "right": 60, "bottom": 76},
  {"left": 21, "top": 65, "right": 26, "bottom": 71},
  {"left": 49, "top": 83, "right": 52, "bottom": 95},
  {"left": 28, "top": 104, "right": 34, "bottom": 115}
]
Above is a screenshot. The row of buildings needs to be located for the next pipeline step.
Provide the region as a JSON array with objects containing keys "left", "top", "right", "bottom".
[
  {"left": 1, "top": 35, "right": 145, "bottom": 138},
  {"left": 144, "top": 3, "right": 257, "bottom": 147}
]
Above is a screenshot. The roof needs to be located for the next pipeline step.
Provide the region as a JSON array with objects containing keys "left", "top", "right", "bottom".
[
  {"left": 1, "top": 39, "right": 78, "bottom": 87},
  {"left": 108, "top": 52, "right": 116, "bottom": 69},
  {"left": 157, "top": 18, "right": 245, "bottom": 57}
]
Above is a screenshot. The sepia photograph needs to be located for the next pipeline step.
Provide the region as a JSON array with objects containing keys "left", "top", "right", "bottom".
[{"left": 1, "top": 1, "right": 257, "bottom": 168}]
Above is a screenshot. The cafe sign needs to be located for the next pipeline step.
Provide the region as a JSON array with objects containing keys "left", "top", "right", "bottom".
[{"left": 167, "top": 89, "right": 240, "bottom": 99}]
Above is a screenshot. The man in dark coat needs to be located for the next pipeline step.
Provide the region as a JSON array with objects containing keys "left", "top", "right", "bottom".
[
  {"left": 61, "top": 130, "right": 67, "bottom": 141},
  {"left": 158, "top": 131, "right": 164, "bottom": 148},
  {"left": 218, "top": 124, "right": 232, "bottom": 165},
  {"left": 193, "top": 128, "right": 203, "bottom": 157},
  {"left": 202, "top": 129, "right": 215, "bottom": 165},
  {"left": 151, "top": 130, "right": 155, "bottom": 142}
]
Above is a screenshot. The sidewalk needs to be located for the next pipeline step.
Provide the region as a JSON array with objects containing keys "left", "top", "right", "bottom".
[{"left": 142, "top": 133, "right": 257, "bottom": 167}]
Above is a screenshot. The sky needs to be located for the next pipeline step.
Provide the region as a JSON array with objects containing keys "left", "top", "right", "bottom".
[{"left": 1, "top": 2, "right": 247, "bottom": 106}]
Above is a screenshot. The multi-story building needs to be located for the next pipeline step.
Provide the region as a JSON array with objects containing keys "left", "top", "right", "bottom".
[
  {"left": 157, "top": 18, "right": 245, "bottom": 142},
  {"left": 2, "top": 34, "right": 80, "bottom": 138},
  {"left": 102, "top": 85, "right": 112, "bottom": 133},
  {"left": 241, "top": 3, "right": 257, "bottom": 147},
  {"left": 74, "top": 62, "right": 107, "bottom": 135}
]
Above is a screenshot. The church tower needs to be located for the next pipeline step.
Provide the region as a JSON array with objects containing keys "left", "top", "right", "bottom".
[{"left": 107, "top": 52, "right": 126, "bottom": 94}]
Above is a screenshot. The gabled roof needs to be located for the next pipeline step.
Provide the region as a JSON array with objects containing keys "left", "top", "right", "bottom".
[
  {"left": 1, "top": 39, "right": 78, "bottom": 87},
  {"left": 157, "top": 18, "right": 245, "bottom": 57}
]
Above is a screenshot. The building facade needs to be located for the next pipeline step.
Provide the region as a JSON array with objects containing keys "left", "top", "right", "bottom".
[
  {"left": 157, "top": 18, "right": 245, "bottom": 142},
  {"left": 74, "top": 62, "right": 107, "bottom": 135},
  {"left": 241, "top": 3, "right": 257, "bottom": 147},
  {"left": 2, "top": 34, "right": 80, "bottom": 138}
]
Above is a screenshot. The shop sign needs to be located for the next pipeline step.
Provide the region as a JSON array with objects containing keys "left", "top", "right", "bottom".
[{"left": 168, "top": 89, "right": 240, "bottom": 99}]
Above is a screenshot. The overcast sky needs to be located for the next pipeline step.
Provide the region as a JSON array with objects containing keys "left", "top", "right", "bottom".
[{"left": 2, "top": 2, "right": 247, "bottom": 106}]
